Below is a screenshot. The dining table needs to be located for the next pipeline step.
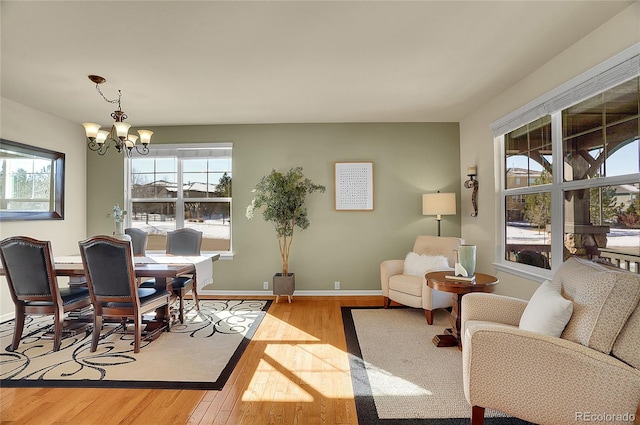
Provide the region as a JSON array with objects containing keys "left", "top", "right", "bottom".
[
  {"left": 1, "top": 253, "right": 221, "bottom": 334},
  {"left": 53, "top": 253, "right": 220, "bottom": 288},
  {"left": 50, "top": 261, "right": 194, "bottom": 283}
]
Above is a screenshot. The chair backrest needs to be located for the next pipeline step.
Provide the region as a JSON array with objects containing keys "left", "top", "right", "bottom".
[
  {"left": 166, "top": 228, "right": 202, "bottom": 256},
  {"left": 79, "top": 236, "right": 137, "bottom": 302},
  {"left": 125, "top": 228, "right": 148, "bottom": 256},
  {"left": 0, "top": 236, "right": 57, "bottom": 302},
  {"left": 413, "top": 235, "right": 465, "bottom": 267}
]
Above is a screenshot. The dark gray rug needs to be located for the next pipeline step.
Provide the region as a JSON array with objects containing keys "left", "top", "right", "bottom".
[
  {"left": 1, "top": 299, "right": 270, "bottom": 390},
  {"left": 342, "top": 306, "right": 535, "bottom": 425}
]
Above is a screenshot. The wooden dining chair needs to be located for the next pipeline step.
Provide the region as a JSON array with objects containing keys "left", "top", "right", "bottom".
[
  {"left": 124, "top": 228, "right": 148, "bottom": 256},
  {"left": 141, "top": 228, "right": 203, "bottom": 323},
  {"left": 0, "top": 236, "right": 91, "bottom": 352},
  {"left": 166, "top": 228, "right": 203, "bottom": 256},
  {"left": 79, "top": 236, "right": 171, "bottom": 353},
  {"left": 168, "top": 228, "right": 203, "bottom": 322}
]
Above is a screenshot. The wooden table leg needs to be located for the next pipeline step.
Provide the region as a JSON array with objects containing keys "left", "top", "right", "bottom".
[{"left": 432, "top": 293, "right": 464, "bottom": 349}]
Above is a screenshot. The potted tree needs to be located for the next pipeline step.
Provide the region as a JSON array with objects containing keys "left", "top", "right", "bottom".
[{"left": 246, "top": 167, "right": 325, "bottom": 302}]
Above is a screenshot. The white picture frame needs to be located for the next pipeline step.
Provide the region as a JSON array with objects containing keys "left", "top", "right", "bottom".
[{"left": 334, "top": 161, "right": 374, "bottom": 211}]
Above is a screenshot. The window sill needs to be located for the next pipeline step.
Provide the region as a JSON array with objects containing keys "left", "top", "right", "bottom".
[
  {"left": 145, "top": 250, "right": 234, "bottom": 260},
  {"left": 494, "top": 261, "right": 552, "bottom": 283}
]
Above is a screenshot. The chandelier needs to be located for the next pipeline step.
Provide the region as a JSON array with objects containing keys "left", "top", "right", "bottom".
[{"left": 82, "top": 75, "right": 152, "bottom": 157}]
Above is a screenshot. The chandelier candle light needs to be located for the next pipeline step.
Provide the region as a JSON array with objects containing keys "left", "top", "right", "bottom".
[{"left": 82, "top": 75, "right": 153, "bottom": 157}]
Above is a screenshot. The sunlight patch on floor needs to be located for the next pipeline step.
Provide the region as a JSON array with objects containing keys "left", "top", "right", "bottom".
[
  {"left": 242, "top": 342, "right": 354, "bottom": 402},
  {"left": 363, "top": 360, "right": 433, "bottom": 397}
]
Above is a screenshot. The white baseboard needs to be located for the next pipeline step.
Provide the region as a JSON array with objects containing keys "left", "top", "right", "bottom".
[{"left": 199, "top": 289, "right": 383, "bottom": 297}]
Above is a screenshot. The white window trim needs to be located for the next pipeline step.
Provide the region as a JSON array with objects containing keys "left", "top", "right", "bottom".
[
  {"left": 492, "top": 42, "right": 639, "bottom": 137},
  {"left": 124, "top": 142, "right": 234, "bottom": 258},
  {"left": 493, "top": 44, "right": 640, "bottom": 280}
]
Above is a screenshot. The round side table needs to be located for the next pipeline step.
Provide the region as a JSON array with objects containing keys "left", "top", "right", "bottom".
[{"left": 425, "top": 271, "right": 498, "bottom": 350}]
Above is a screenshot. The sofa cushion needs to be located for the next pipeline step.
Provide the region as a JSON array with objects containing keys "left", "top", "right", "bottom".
[
  {"left": 612, "top": 303, "right": 640, "bottom": 369},
  {"left": 403, "top": 252, "right": 449, "bottom": 277},
  {"left": 389, "top": 274, "right": 423, "bottom": 297},
  {"left": 519, "top": 280, "right": 573, "bottom": 337},
  {"left": 555, "top": 257, "right": 640, "bottom": 354}
]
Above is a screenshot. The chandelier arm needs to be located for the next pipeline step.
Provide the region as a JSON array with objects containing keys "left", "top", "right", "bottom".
[
  {"left": 87, "top": 138, "right": 111, "bottom": 156},
  {"left": 125, "top": 144, "right": 150, "bottom": 157},
  {"left": 134, "top": 145, "right": 150, "bottom": 155},
  {"left": 87, "top": 138, "right": 114, "bottom": 156},
  {"left": 86, "top": 137, "right": 125, "bottom": 155}
]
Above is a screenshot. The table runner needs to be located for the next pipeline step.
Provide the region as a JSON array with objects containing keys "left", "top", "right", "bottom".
[{"left": 135, "top": 254, "right": 215, "bottom": 290}]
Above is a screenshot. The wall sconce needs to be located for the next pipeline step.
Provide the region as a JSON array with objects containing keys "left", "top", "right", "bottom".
[
  {"left": 422, "top": 192, "right": 456, "bottom": 236},
  {"left": 464, "top": 166, "right": 478, "bottom": 217}
]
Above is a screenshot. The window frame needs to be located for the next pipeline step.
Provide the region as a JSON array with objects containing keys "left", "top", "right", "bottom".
[
  {"left": 494, "top": 45, "right": 640, "bottom": 281},
  {"left": 125, "top": 142, "right": 232, "bottom": 256},
  {"left": 0, "top": 139, "right": 65, "bottom": 221}
]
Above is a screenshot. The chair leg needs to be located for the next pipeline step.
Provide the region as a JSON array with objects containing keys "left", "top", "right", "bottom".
[
  {"left": 383, "top": 297, "right": 390, "bottom": 308},
  {"left": 471, "top": 406, "right": 485, "bottom": 425},
  {"left": 11, "top": 305, "right": 25, "bottom": 351},
  {"left": 53, "top": 309, "right": 64, "bottom": 352},
  {"left": 192, "top": 283, "right": 200, "bottom": 311},
  {"left": 178, "top": 294, "right": 185, "bottom": 324},
  {"left": 91, "top": 315, "right": 103, "bottom": 352},
  {"left": 424, "top": 309, "right": 434, "bottom": 325},
  {"left": 134, "top": 313, "right": 141, "bottom": 354}
]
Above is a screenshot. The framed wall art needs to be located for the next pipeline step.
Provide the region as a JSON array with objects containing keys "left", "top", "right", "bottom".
[{"left": 334, "top": 161, "right": 373, "bottom": 211}]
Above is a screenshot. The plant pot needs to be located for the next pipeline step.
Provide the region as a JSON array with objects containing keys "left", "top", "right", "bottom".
[{"left": 273, "top": 273, "right": 295, "bottom": 303}]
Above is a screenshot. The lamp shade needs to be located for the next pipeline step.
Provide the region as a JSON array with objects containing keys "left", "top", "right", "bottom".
[
  {"left": 82, "top": 122, "right": 101, "bottom": 138},
  {"left": 137, "top": 129, "right": 153, "bottom": 145},
  {"left": 422, "top": 192, "right": 456, "bottom": 216}
]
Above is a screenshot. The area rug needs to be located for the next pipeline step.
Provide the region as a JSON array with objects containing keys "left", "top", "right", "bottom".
[
  {"left": 342, "top": 307, "right": 533, "bottom": 425},
  {"left": 1, "top": 299, "right": 271, "bottom": 390}
]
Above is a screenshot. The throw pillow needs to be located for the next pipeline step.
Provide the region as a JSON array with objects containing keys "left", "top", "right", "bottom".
[
  {"left": 519, "top": 279, "right": 573, "bottom": 337},
  {"left": 403, "top": 252, "right": 449, "bottom": 277}
]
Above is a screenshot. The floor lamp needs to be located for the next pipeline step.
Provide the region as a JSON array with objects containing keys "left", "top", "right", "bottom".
[{"left": 422, "top": 192, "right": 456, "bottom": 236}]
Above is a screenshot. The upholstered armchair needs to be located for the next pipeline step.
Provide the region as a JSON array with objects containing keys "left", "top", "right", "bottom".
[
  {"left": 462, "top": 258, "right": 640, "bottom": 425},
  {"left": 380, "top": 235, "right": 464, "bottom": 324}
]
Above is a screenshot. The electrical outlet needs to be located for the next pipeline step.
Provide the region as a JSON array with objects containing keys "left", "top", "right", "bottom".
[
  {"left": 263, "top": 281, "right": 269, "bottom": 290},
  {"left": 334, "top": 281, "right": 340, "bottom": 290}
]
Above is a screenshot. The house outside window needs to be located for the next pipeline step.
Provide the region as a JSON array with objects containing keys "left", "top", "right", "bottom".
[
  {"left": 498, "top": 70, "right": 639, "bottom": 275},
  {"left": 126, "top": 143, "right": 232, "bottom": 253}
]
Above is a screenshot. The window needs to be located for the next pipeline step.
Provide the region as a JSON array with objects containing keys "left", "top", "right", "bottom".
[
  {"left": 0, "top": 139, "right": 64, "bottom": 221},
  {"left": 126, "top": 143, "right": 232, "bottom": 253},
  {"left": 499, "top": 74, "right": 639, "bottom": 275}
]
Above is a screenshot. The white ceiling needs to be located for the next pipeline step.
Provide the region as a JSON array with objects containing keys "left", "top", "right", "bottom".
[{"left": 1, "top": 1, "right": 634, "bottom": 127}]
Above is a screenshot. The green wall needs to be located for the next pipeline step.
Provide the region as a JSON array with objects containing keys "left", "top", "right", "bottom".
[{"left": 87, "top": 123, "right": 460, "bottom": 292}]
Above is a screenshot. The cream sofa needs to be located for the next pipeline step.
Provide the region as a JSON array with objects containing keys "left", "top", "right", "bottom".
[
  {"left": 380, "top": 235, "right": 463, "bottom": 324},
  {"left": 462, "top": 258, "right": 640, "bottom": 425}
]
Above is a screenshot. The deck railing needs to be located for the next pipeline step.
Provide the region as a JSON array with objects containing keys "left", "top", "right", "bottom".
[{"left": 597, "top": 248, "right": 640, "bottom": 274}]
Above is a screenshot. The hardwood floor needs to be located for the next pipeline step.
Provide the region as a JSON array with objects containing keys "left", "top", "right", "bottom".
[{"left": 0, "top": 296, "right": 382, "bottom": 425}]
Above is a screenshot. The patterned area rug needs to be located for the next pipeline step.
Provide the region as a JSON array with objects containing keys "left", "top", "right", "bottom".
[
  {"left": 342, "top": 307, "right": 533, "bottom": 425},
  {"left": 1, "top": 299, "right": 270, "bottom": 389}
]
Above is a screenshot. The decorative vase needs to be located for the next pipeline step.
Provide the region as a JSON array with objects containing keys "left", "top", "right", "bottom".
[
  {"left": 458, "top": 244, "right": 476, "bottom": 276},
  {"left": 113, "top": 221, "right": 131, "bottom": 241}
]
